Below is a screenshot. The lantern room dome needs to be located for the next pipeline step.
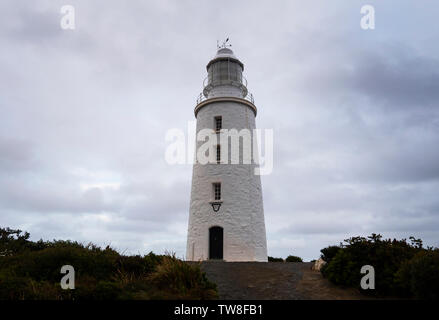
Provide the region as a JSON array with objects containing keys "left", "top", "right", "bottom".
[
  {"left": 213, "top": 47, "right": 237, "bottom": 60},
  {"left": 206, "top": 47, "right": 244, "bottom": 71}
]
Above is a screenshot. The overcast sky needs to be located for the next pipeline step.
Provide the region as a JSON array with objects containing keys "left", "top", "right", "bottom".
[{"left": 1, "top": 0, "right": 438, "bottom": 261}]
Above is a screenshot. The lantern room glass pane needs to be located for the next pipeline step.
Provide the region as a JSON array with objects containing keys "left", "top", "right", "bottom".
[{"left": 208, "top": 60, "right": 243, "bottom": 85}]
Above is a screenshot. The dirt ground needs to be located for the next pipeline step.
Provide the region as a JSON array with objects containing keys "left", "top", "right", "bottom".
[
  {"left": 295, "top": 263, "right": 371, "bottom": 300},
  {"left": 198, "top": 261, "right": 370, "bottom": 300}
]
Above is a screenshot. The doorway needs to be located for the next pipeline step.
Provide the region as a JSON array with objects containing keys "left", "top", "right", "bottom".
[{"left": 209, "top": 226, "right": 223, "bottom": 260}]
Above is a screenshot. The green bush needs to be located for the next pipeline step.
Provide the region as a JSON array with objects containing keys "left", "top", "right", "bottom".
[
  {"left": 0, "top": 227, "right": 217, "bottom": 300},
  {"left": 94, "top": 281, "right": 123, "bottom": 300},
  {"left": 0, "top": 227, "right": 33, "bottom": 256},
  {"left": 268, "top": 256, "right": 284, "bottom": 262},
  {"left": 395, "top": 249, "right": 439, "bottom": 300},
  {"left": 116, "top": 253, "right": 163, "bottom": 277},
  {"left": 320, "top": 234, "right": 435, "bottom": 298},
  {"left": 320, "top": 245, "right": 341, "bottom": 263},
  {"left": 147, "top": 254, "right": 217, "bottom": 299},
  {"left": 0, "top": 244, "right": 120, "bottom": 283},
  {"left": 285, "top": 255, "right": 303, "bottom": 262},
  {"left": 321, "top": 249, "right": 359, "bottom": 287}
]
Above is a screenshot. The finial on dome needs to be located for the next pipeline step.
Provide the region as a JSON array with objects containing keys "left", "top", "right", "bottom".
[{"left": 217, "top": 38, "right": 232, "bottom": 49}]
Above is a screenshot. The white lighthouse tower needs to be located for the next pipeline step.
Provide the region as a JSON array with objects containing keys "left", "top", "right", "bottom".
[{"left": 186, "top": 43, "right": 268, "bottom": 262}]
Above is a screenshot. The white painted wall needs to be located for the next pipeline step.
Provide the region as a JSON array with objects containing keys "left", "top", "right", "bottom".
[{"left": 186, "top": 99, "right": 268, "bottom": 262}]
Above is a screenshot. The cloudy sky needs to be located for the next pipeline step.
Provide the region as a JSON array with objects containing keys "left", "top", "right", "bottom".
[{"left": 1, "top": 0, "right": 438, "bottom": 261}]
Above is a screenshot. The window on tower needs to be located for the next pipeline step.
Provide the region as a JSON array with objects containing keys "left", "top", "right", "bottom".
[
  {"left": 213, "top": 183, "right": 221, "bottom": 200},
  {"left": 214, "top": 116, "right": 222, "bottom": 132},
  {"left": 216, "top": 145, "right": 221, "bottom": 164}
]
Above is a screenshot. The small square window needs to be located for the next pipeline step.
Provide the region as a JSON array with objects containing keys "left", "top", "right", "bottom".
[
  {"left": 213, "top": 183, "right": 221, "bottom": 200},
  {"left": 214, "top": 116, "right": 222, "bottom": 131}
]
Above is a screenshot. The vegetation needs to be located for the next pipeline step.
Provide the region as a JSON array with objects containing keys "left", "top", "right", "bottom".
[
  {"left": 285, "top": 255, "right": 303, "bottom": 262},
  {"left": 395, "top": 250, "right": 439, "bottom": 300},
  {"left": 0, "top": 227, "right": 217, "bottom": 300},
  {"left": 268, "top": 256, "right": 284, "bottom": 262},
  {"left": 320, "top": 233, "right": 439, "bottom": 299},
  {"left": 320, "top": 245, "right": 341, "bottom": 264},
  {"left": 268, "top": 255, "right": 304, "bottom": 262}
]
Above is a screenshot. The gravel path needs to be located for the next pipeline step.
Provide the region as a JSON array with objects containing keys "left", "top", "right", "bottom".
[
  {"left": 199, "top": 262, "right": 310, "bottom": 300},
  {"left": 198, "top": 261, "right": 368, "bottom": 300}
]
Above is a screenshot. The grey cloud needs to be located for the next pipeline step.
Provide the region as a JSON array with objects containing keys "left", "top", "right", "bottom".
[
  {"left": 0, "top": 138, "right": 37, "bottom": 172},
  {"left": 355, "top": 46, "right": 439, "bottom": 106}
]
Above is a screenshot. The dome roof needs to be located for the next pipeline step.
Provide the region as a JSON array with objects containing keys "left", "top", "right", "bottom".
[
  {"left": 213, "top": 47, "right": 238, "bottom": 60},
  {"left": 206, "top": 47, "right": 244, "bottom": 70}
]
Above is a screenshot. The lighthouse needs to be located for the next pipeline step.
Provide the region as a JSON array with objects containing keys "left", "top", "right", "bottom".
[{"left": 186, "top": 43, "right": 268, "bottom": 262}]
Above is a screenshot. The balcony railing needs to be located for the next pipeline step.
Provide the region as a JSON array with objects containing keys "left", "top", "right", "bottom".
[
  {"left": 196, "top": 75, "right": 254, "bottom": 105},
  {"left": 196, "top": 91, "right": 255, "bottom": 105},
  {"left": 203, "top": 75, "right": 248, "bottom": 88}
]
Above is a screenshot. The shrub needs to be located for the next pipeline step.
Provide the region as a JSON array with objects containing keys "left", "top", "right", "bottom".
[
  {"left": 147, "top": 254, "right": 217, "bottom": 300},
  {"left": 0, "top": 227, "right": 217, "bottom": 300},
  {"left": 285, "top": 255, "right": 303, "bottom": 262},
  {"left": 268, "top": 256, "right": 284, "bottom": 262},
  {"left": 321, "top": 234, "right": 427, "bottom": 297},
  {"left": 321, "top": 249, "right": 359, "bottom": 287},
  {"left": 395, "top": 249, "right": 439, "bottom": 300},
  {"left": 0, "top": 227, "right": 32, "bottom": 256},
  {"left": 0, "top": 244, "right": 120, "bottom": 283},
  {"left": 116, "top": 252, "right": 162, "bottom": 277},
  {"left": 320, "top": 245, "right": 341, "bottom": 263},
  {"left": 94, "top": 281, "right": 123, "bottom": 300}
]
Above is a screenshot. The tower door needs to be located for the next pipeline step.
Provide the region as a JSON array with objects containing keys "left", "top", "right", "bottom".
[{"left": 209, "top": 226, "right": 223, "bottom": 260}]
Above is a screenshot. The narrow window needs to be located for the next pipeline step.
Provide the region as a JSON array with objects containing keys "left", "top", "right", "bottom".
[
  {"left": 214, "top": 116, "right": 222, "bottom": 131},
  {"left": 216, "top": 145, "right": 221, "bottom": 164},
  {"left": 213, "top": 183, "right": 221, "bottom": 200}
]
